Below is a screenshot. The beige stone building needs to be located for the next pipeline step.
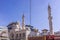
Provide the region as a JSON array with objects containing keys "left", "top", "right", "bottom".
[
  {"left": 0, "top": 27, "right": 9, "bottom": 40},
  {"left": 7, "top": 21, "right": 41, "bottom": 40},
  {"left": 7, "top": 14, "right": 40, "bottom": 40}
]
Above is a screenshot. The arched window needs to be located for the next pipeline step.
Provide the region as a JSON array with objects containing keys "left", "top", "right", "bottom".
[
  {"left": 23, "top": 33, "right": 25, "bottom": 37},
  {"left": 16, "top": 34, "right": 18, "bottom": 38},
  {"left": 11, "top": 33, "right": 14, "bottom": 38},
  {"left": 19, "top": 34, "right": 21, "bottom": 37}
]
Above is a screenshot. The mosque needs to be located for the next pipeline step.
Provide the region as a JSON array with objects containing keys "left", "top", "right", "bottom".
[{"left": 0, "top": 4, "right": 60, "bottom": 40}]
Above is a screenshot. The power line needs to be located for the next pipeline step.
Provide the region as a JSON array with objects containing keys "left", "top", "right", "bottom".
[{"left": 30, "top": 0, "right": 31, "bottom": 25}]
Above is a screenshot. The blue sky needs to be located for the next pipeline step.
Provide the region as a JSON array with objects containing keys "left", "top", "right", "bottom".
[{"left": 0, "top": 0, "right": 60, "bottom": 32}]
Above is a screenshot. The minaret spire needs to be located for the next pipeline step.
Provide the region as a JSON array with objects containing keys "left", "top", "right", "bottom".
[
  {"left": 48, "top": 4, "right": 54, "bottom": 35},
  {"left": 22, "top": 13, "right": 25, "bottom": 30}
]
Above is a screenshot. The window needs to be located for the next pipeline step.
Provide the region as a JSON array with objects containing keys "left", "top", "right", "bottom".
[
  {"left": 26, "top": 28, "right": 28, "bottom": 30},
  {"left": 16, "top": 34, "right": 18, "bottom": 38},
  {"left": 11, "top": 33, "right": 14, "bottom": 38},
  {"left": 23, "top": 33, "right": 25, "bottom": 37},
  {"left": 19, "top": 34, "right": 21, "bottom": 37}
]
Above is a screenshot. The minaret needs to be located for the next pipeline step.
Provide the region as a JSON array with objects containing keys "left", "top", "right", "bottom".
[
  {"left": 22, "top": 14, "right": 25, "bottom": 30},
  {"left": 48, "top": 4, "right": 54, "bottom": 35}
]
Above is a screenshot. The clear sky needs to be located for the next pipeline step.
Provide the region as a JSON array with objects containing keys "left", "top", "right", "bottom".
[{"left": 0, "top": 0, "right": 60, "bottom": 32}]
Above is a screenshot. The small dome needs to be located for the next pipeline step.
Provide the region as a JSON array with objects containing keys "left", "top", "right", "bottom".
[{"left": 42, "top": 29, "right": 48, "bottom": 31}]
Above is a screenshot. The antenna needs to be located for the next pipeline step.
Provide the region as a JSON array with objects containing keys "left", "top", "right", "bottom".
[{"left": 30, "top": 0, "right": 31, "bottom": 25}]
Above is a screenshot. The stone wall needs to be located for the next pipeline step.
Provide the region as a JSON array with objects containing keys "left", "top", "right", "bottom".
[{"left": 28, "top": 36, "right": 45, "bottom": 40}]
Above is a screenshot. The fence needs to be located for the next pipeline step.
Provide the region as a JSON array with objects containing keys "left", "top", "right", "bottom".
[{"left": 28, "top": 35, "right": 60, "bottom": 40}]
